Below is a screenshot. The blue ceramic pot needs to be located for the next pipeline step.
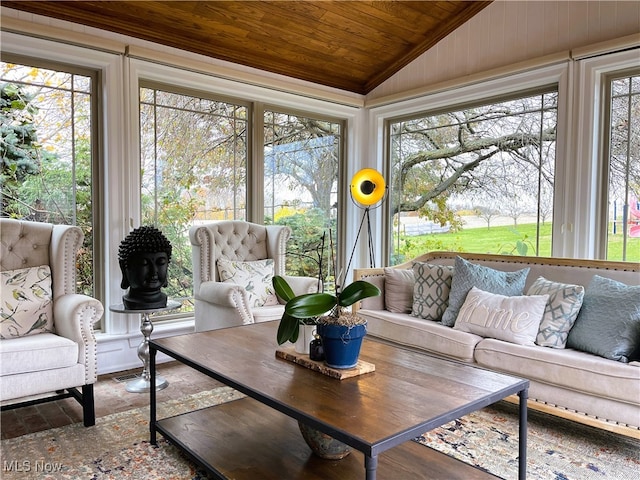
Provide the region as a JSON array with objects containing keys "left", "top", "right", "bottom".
[{"left": 317, "top": 322, "right": 366, "bottom": 369}]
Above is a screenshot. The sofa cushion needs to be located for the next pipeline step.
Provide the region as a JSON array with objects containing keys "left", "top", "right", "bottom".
[
  {"left": 441, "top": 256, "right": 530, "bottom": 327},
  {"left": 453, "top": 287, "right": 548, "bottom": 346},
  {"left": 475, "top": 338, "right": 640, "bottom": 406},
  {"left": 217, "top": 258, "right": 278, "bottom": 308},
  {"left": 411, "top": 262, "right": 453, "bottom": 320},
  {"left": 384, "top": 267, "right": 414, "bottom": 313},
  {"left": 527, "top": 276, "right": 585, "bottom": 348},
  {"left": 0, "top": 265, "right": 54, "bottom": 339},
  {"left": 358, "top": 308, "right": 483, "bottom": 363},
  {"left": 566, "top": 275, "right": 640, "bottom": 363},
  {"left": 0, "top": 333, "right": 78, "bottom": 375}
]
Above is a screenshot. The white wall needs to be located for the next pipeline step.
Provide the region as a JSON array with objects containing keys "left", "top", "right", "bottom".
[{"left": 368, "top": 0, "right": 640, "bottom": 101}]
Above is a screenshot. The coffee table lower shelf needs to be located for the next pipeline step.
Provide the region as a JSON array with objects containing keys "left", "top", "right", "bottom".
[{"left": 154, "top": 396, "right": 499, "bottom": 480}]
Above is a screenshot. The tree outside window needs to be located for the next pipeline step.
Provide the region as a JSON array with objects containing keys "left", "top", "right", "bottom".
[
  {"left": 388, "top": 89, "right": 557, "bottom": 263},
  {"left": 139, "top": 85, "right": 248, "bottom": 314},
  {"left": 1, "top": 61, "right": 97, "bottom": 298},
  {"left": 263, "top": 111, "right": 341, "bottom": 285}
]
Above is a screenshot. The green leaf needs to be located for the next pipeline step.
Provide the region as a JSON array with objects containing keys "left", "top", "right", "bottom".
[
  {"left": 272, "top": 275, "right": 296, "bottom": 302},
  {"left": 338, "top": 280, "right": 380, "bottom": 307},
  {"left": 276, "top": 313, "right": 300, "bottom": 345},
  {"left": 285, "top": 292, "right": 336, "bottom": 318}
]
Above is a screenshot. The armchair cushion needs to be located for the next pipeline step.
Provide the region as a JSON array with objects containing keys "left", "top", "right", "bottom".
[
  {"left": 0, "top": 333, "right": 78, "bottom": 375},
  {"left": 1, "top": 265, "right": 54, "bottom": 338},
  {"left": 217, "top": 258, "right": 278, "bottom": 308}
]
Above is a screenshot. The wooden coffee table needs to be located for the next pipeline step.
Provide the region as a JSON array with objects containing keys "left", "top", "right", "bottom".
[{"left": 149, "top": 321, "right": 529, "bottom": 479}]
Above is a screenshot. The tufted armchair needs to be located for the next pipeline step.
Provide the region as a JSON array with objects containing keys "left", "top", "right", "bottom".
[
  {"left": 0, "top": 218, "right": 104, "bottom": 427},
  {"left": 189, "top": 221, "right": 319, "bottom": 332}
]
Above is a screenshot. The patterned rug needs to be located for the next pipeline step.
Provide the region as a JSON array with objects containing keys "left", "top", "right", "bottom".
[
  {"left": 1, "top": 387, "right": 638, "bottom": 479},
  {"left": 415, "top": 401, "right": 639, "bottom": 480}
]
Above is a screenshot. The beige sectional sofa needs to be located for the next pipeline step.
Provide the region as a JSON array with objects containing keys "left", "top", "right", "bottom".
[{"left": 354, "top": 251, "right": 640, "bottom": 437}]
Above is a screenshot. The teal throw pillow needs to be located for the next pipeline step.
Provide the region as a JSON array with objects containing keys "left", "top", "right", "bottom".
[
  {"left": 441, "top": 256, "right": 530, "bottom": 327},
  {"left": 566, "top": 275, "right": 640, "bottom": 363}
]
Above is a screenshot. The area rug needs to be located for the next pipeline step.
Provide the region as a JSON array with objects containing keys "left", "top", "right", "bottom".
[
  {"left": 415, "top": 401, "right": 639, "bottom": 480},
  {"left": 0, "top": 386, "right": 245, "bottom": 480},
  {"left": 1, "top": 387, "right": 638, "bottom": 480}
]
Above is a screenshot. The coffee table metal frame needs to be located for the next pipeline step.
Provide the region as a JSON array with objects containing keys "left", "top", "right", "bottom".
[{"left": 149, "top": 323, "right": 529, "bottom": 480}]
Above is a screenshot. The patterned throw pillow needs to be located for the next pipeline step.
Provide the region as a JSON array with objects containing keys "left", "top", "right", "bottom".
[
  {"left": 411, "top": 262, "right": 454, "bottom": 321},
  {"left": 0, "top": 265, "right": 54, "bottom": 339},
  {"left": 566, "top": 275, "right": 640, "bottom": 363},
  {"left": 527, "top": 276, "right": 585, "bottom": 348},
  {"left": 453, "top": 287, "right": 548, "bottom": 346},
  {"left": 384, "top": 267, "right": 414, "bottom": 313},
  {"left": 217, "top": 258, "right": 279, "bottom": 308},
  {"left": 441, "top": 256, "right": 530, "bottom": 327}
]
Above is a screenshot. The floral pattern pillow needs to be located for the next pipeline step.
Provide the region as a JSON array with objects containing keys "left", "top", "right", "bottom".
[
  {"left": 1, "top": 265, "right": 54, "bottom": 338},
  {"left": 217, "top": 258, "right": 279, "bottom": 308}
]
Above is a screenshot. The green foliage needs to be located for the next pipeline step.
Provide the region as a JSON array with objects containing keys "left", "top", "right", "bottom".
[
  {"left": 1, "top": 83, "right": 41, "bottom": 214},
  {"left": 284, "top": 280, "right": 380, "bottom": 319},
  {"left": 142, "top": 185, "right": 202, "bottom": 311},
  {"left": 275, "top": 208, "right": 336, "bottom": 279},
  {"left": 0, "top": 82, "right": 96, "bottom": 296},
  {"left": 498, "top": 233, "right": 537, "bottom": 256},
  {"left": 272, "top": 275, "right": 306, "bottom": 345},
  {"left": 392, "top": 223, "right": 552, "bottom": 262}
]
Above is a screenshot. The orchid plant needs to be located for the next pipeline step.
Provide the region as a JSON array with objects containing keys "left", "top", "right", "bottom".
[{"left": 273, "top": 228, "right": 380, "bottom": 345}]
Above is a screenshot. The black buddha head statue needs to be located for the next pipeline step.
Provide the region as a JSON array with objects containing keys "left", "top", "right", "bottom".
[{"left": 118, "top": 226, "right": 172, "bottom": 310}]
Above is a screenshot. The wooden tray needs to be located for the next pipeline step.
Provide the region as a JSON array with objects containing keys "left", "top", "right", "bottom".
[{"left": 275, "top": 346, "right": 375, "bottom": 380}]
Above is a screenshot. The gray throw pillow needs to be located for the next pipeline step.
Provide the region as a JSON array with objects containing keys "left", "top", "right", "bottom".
[
  {"left": 441, "top": 256, "right": 530, "bottom": 327},
  {"left": 527, "top": 276, "right": 585, "bottom": 348},
  {"left": 411, "top": 262, "right": 454, "bottom": 321},
  {"left": 566, "top": 275, "right": 640, "bottom": 363},
  {"left": 384, "top": 267, "right": 414, "bottom": 313}
]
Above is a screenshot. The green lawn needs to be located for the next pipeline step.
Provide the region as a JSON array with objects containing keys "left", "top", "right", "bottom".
[{"left": 392, "top": 222, "right": 640, "bottom": 264}]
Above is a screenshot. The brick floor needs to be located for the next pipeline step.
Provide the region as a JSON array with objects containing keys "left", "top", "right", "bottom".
[{"left": 1, "top": 361, "right": 223, "bottom": 440}]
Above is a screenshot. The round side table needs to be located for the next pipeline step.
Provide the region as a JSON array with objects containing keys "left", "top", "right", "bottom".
[{"left": 109, "top": 300, "right": 181, "bottom": 393}]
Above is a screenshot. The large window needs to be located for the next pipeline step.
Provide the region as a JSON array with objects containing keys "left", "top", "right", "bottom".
[
  {"left": 603, "top": 71, "right": 640, "bottom": 261},
  {"left": 264, "top": 110, "right": 342, "bottom": 283},
  {"left": 0, "top": 59, "right": 99, "bottom": 298},
  {"left": 139, "top": 84, "right": 249, "bottom": 313},
  {"left": 388, "top": 89, "right": 557, "bottom": 264}
]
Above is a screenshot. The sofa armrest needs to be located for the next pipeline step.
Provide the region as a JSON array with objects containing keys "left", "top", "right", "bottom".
[{"left": 281, "top": 275, "right": 320, "bottom": 296}]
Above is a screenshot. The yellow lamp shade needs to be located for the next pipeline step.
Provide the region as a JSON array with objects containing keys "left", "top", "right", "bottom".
[{"left": 350, "top": 168, "right": 386, "bottom": 206}]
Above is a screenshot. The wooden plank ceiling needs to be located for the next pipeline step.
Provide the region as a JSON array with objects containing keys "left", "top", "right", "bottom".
[{"left": 3, "top": 1, "right": 492, "bottom": 94}]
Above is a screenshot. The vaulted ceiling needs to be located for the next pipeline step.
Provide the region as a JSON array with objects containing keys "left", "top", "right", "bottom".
[{"left": 3, "top": 1, "right": 492, "bottom": 94}]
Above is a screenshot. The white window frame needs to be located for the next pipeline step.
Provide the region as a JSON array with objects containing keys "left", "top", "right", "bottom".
[
  {"left": 1, "top": 30, "right": 125, "bottom": 330},
  {"left": 124, "top": 59, "right": 361, "bottom": 328},
  {"left": 368, "top": 63, "right": 571, "bottom": 264},
  {"left": 572, "top": 48, "right": 640, "bottom": 259},
  {"left": 0, "top": 32, "right": 361, "bottom": 340}
]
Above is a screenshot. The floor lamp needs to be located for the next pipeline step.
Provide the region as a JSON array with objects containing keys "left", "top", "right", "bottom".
[{"left": 343, "top": 168, "right": 387, "bottom": 284}]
